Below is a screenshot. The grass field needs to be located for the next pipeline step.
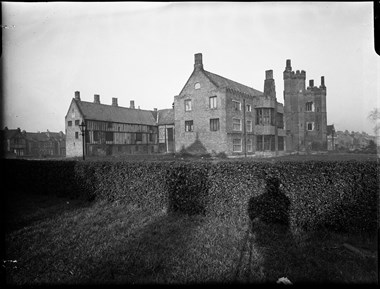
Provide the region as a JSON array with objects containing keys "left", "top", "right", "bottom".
[{"left": 4, "top": 189, "right": 378, "bottom": 285}]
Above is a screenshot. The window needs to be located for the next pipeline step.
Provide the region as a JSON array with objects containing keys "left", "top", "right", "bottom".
[
  {"left": 185, "top": 120, "right": 194, "bottom": 132},
  {"left": 68, "top": 121, "right": 72, "bottom": 127},
  {"left": 71, "top": 108, "right": 75, "bottom": 118},
  {"left": 194, "top": 82, "right": 201, "bottom": 89},
  {"left": 233, "top": 139, "right": 242, "bottom": 152},
  {"left": 246, "top": 104, "right": 252, "bottom": 112},
  {"left": 75, "top": 132, "right": 79, "bottom": 139},
  {"left": 233, "top": 101, "right": 241, "bottom": 111},
  {"left": 210, "top": 118, "right": 220, "bottom": 131},
  {"left": 276, "top": 113, "right": 284, "bottom": 129},
  {"left": 185, "top": 99, "right": 192, "bottom": 111},
  {"left": 106, "top": 132, "right": 113, "bottom": 142},
  {"left": 94, "top": 131, "right": 100, "bottom": 142},
  {"left": 246, "top": 120, "right": 252, "bottom": 132},
  {"left": 75, "top": 120, "right": 80, "bottom": 126},
  {"left": 306, "top": 102, "right": 314, "bottom": 112},
  {"left": 307, "top": 122, "right": 314, "bottom": 131},
  {"left": 209, "top": 96, "right": 217, "bottom": 109},
  {"left": 264, "top": 135, "right": 272, "bottom": 151},
  {"left": 257, "top": 135, "right": 263, "bottom": 151},
  {"left": 107, "top": 122, "right": 112, "bottom": 129},
  {"left": 136, "top": 133, "right": 142, "bottom": 141},
  {"left": 233, "top": 118, "right": 241, "bottom": 131},
  {"left": 256, "top": 108, "right": 273, "bottom": 125},
  {"left": 278, "top": 136, "right": 284, "bottom": 151},
  {"left": 247, "top": 139, "right": 253, "bottom": 152},
  {"left": 149, "top": 134, "right": 154, "bottom": 142}
]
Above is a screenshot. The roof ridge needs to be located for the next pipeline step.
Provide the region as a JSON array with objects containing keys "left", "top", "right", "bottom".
[
  {"left": 203, "top": 70, "right": 262, "bottom": 94},
  {"left": 78, "top": 100, "right": 155, "bottom": 113}
]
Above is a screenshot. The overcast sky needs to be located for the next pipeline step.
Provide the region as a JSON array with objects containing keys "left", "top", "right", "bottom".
[{"left": 2, "top": 2, "right": 379, "bottom": 134}]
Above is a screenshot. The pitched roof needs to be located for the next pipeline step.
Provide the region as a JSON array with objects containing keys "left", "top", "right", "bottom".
[
  {"left": 75, "top": 100, "right": 157, "bottom": 126},
  {"left": 25, "top": 132, "right": 65, "bottom": 142},
  {"left": 1, "top": 129, "right": 23, "bottom": 139},
  {"left": 157, "top": 109, "right": 174, "bottom": 125},
  {"left": 203, "top": 70, "right": 263, "bottom": 97}
]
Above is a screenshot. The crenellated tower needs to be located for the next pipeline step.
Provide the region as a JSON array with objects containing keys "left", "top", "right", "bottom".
[{"left": 283, "top": 59, "right": 327, "bottom": 152}]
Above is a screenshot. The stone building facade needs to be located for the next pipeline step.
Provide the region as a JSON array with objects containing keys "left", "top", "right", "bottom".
[
  {"left": 174, "top": 53, "right": 286, "bottom": 156},
  {"left": 283, "top": 60, "right": 327, "bottom": 152}
]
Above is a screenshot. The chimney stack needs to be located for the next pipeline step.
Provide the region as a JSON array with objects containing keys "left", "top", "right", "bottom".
[
  {"left": 309, "top": 80, "right": 314, "bottom": 87},
  {"left": 154, "top": 108, "right": 157, "bottom": 111},
  {"left": 75, "top": 91, "right": 81, "bottom": 101},
  {"left": 94, "top": 94, "right": 100, "bottom": 104},
  {"left": 112, "top": 97, "right": 118, "bottom": 106},
  {"left": 264, "top": 69, "right": 276, "bottom": 98},
  {"left": 194, "top": 53, "right": 203, "bottom": 70},
  {"left": 130, "top": 100, "right": 135, "bottom": 109},
  {"left": 265, "top": 70, "right": 273, "bottom": 80},
  {"left": 285, "top": 59, "right": 292, "bottom": 71},
  {"left": 320, "top": 76, "right": 325, "bottom": 87}
]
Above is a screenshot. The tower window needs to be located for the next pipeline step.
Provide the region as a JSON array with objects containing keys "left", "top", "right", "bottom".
[
  {"left": 306, "top": 102, "right": 314, "bottom": 112},
  {"left": 307, "top": 122, "right": 314, "bottom": 131}
]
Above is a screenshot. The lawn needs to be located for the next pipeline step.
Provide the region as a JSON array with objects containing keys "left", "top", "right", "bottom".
[{"left": 4, "top": 190, "right": 378, "bottom": 285}]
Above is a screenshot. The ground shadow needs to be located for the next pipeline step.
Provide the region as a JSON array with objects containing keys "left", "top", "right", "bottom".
[{"left": 83, "top": 212, "right": 204, "bottom": 284}]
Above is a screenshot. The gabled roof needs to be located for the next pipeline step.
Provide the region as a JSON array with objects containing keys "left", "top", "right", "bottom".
[
  {"left": 1, "top": 129, "right": 24, "bottom": 140},
  {"left": 157, "top": 109, "right": 174, "bottom": 125},
  {"left": 74, "top": 100, "right": 157, "bottom": 126},
  {"left": 203, "top": 70, "right": 263, "bottom": 97}
]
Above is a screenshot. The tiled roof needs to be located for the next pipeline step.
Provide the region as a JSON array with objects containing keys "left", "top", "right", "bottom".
[
  {"left": 75, "top": 100, "right": 157, "bottom": 126},
  {"left": 203, "top": 70, "right": 263, "bottom": 97},
  {"left": 157, "top": 109, "right": 174, "bottom": 125}
]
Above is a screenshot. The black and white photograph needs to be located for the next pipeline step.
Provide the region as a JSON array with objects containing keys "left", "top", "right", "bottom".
[{"left": 2, "top": 1, "right": 378, "bottom": 285}]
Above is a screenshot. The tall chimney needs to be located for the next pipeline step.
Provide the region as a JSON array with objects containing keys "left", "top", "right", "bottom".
[
  {"left": 112, "top": 97, "right": 118, "bottom": 106},
  {"left": 320, "top": 76, "right": 325, "bottom": 87},
  {"left": 285, "top": 59, "right": 292, "bottom": 71},
  {"left": 194, "top": 53, "right": 203, "bottom": 70},
  {"left": 264, "top": 70, "right": 276, "bottom": 98},
  {"left": 75, "top": 91, "right": 81, "bottom": 100},
  {"left": 130, "top": 100, "right": 135, "bottom": 109},
  {"left": 94, "top": 94, "right": 100, "bottom": 104},
  {"left": 309, "top": 80, "right": 314, "bottom": 87}
]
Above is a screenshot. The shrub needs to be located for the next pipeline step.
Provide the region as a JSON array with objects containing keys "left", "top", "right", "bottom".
[{"left": 3, "top": 158, "right": 378, "bottom": 235}]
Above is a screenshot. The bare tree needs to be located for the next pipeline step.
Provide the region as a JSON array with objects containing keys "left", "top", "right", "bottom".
[{"left": 368, "top": 108, "right": 380, "bottom": 135}]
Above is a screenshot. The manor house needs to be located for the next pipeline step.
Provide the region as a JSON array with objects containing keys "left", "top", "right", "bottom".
[{"left": 65, "top": 53, "right": 328, "bottom": 158}]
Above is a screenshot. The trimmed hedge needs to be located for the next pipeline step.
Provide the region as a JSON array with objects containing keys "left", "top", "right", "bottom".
[{"left": 3, "top": 159, "right": 378, "bottom": 234}]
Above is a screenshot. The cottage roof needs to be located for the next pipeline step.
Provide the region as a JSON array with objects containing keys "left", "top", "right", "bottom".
[
  {"left": 74, "top": 100, "right": 157, "bottom": 126},
  {"left": 203, "top": 70, "right": 263, "bottom": 97},
  {"left": 157, "top": 109, "right": 174, "bottom": 125}
]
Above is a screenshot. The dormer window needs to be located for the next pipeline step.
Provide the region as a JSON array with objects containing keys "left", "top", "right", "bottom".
[{"left": 194, "top": 82, "right": 201, "bottom": 89}]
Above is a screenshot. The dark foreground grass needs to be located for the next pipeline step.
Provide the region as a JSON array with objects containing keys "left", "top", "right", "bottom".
[{"left": 3, "top": 191, "right": 378, "bottom": 285}]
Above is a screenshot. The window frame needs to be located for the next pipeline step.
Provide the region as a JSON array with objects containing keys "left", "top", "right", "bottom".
[
  {"left": 185, "top": 120, "right": 194, "bottom": 132},
  {"left": 233, "top": 100, "right": 241, "bottom": 111},
  {"left": 68, "top": 121, "right": 72, "bottom": 127},
  {"left": 306, "top": 102, "right": 314, "bottom": 112},
  {"left": 75, "top": 120, "right": 80, "bottom": 126},
  {"left": 246, "top": 104, "right": 252, "bottom": 112},
  {"left": 246, "top": 139, "right": 253, "bottom": 152},
  {"left": 233, "top": 138, "right": 242, "bottom": 152},
  {"left": 194, "top": 82, "right": 201, "bottom": 89},
  {"left": 185, "top": 99, "right": 192, "bottom": 112},
  {"left": 210, "top": 118, "right": 220, "bottom": 131},
  {"left": 246, "top": 120, "right": 252, "bottom": 132},
  {"left": 209, "top": 96, "right": 217, "bottom": 109},
  {"left": 307, "top": 122, "right": 314, "bottom": 131},
  {"left": 75, "top": 132, "right": 79, "bottom": 139},
  {"left": 233, "top": 118, "right": 242, "bottom": 131}
]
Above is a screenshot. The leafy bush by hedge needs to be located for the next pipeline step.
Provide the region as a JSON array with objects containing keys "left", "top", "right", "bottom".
[{"left": 3, "top": 158, "right": 378, "bottom": 235}]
